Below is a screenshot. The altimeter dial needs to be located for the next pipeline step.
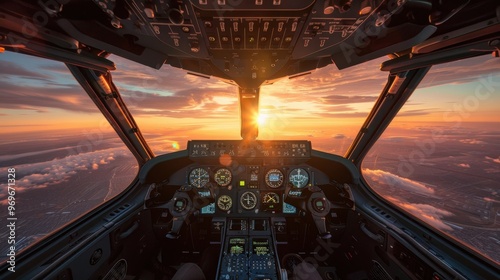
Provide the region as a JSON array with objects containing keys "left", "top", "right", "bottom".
[{"left": 214, "top": 168, "right": 232, "bottom": 187}]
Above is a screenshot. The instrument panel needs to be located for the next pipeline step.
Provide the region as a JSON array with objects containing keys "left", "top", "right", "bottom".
[
  {"left": 143, "top": 140, "right": 358, "bottom": 218},
  {"left": 165, "top": 140, "right": 321, "bottom": 216},
  {"left": 180, "top": 162, "right": 329, "bottom": 216}
]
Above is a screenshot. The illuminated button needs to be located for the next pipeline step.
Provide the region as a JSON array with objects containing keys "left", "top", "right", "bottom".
[
  {"left": 239, "top": 180, "right": 245, "bottom": 187},
  {"left": 313, "top": 198, "right": 325, "bottom": 212}
]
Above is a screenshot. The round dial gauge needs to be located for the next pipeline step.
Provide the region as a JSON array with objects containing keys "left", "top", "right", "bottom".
[
  {"left": 189, "top": 167, "right": 210, "bottom": 188},
  {"left": 263, "top": 192, "right": 280, "bottom": 204},
  {"left": 214, "top": 168, "right": 232, "bottom": 187},
  {"left": 240, "top": 191, "right": 257, "bottom": 210},
  {"left": 265, "top": 169, "right": 284, "bottom": 188},
  {"left": 289, "top": 168, "right": 309, "bottom": 188},
  {"left": 217, "top": 195, "right": 232, "bottom": 211}
]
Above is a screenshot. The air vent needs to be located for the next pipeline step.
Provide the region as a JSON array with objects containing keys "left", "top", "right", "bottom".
[
  {"left": 103, "top": 259, "right": 127, "bottom": 280},
  {"left": 370, "top": 205, "right": 396, "bottom": 222},
  {"left": 369, "top": 260, "right": 392, "bottom": 280},
  {"left": 104, "top": 204, "right": 131, "bottom": 222}
]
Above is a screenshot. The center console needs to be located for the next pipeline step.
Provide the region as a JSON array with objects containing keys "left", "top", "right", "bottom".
[{"left": 216, "top": 218, "right": 282, "bottom": 280}]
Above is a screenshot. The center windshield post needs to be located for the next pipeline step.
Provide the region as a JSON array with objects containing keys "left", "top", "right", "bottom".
[{"left": 239, "top": 87, "right": 260, "bottom": 140}]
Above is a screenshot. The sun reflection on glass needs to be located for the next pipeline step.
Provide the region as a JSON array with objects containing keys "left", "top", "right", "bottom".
[{"left": 172, "top": 142, "right": 180, "bottom": 149}]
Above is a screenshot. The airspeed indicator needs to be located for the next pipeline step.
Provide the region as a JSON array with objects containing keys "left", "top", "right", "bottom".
[{"left": 189, "top": 167, "right": 210, "bottom": 188}]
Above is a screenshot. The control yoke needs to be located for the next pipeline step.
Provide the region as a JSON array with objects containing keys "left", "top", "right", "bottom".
[
  {"left": 284, "top": 185, "right": 332, "bottom": 239},
  {"left": 164, "top": 185, "right": 215, "bottom": 239}
]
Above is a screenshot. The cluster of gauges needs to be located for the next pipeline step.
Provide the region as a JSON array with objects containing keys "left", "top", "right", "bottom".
[
  {"left": 188, "top": 166, "right": 310, "bottom": 189},
  {"left": 215, "top": 191, "right": 297, "bottom": 213},
  {"left": 217, "top": 192, "right": 275, "bottom": 211},
  {"left": 264, "top": 168, "right": 310, "bottom": 189},
  {"left": 189, "top": 166, "right": 309, "bottom": 212},
  {"left": 188, "top": 167, "right": 232, "bottom": 188}
]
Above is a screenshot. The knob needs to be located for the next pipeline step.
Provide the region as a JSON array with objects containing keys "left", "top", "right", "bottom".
[
  {"left": 324, "top": 0, "right": 335, "bottom": 15},
  {"left": 168, "top": 9, "right": 183, "bottom": 25},
  {"left": 190, "top": 41, "right": 200, "bottom": 53}
]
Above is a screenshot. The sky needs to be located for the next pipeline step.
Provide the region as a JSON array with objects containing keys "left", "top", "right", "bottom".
[{"left": 0, "top": 50, "right": 499, "bottom": 156}]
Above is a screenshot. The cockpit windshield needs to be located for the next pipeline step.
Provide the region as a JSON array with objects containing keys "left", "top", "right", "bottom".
[
  {"left": 114, "top": 55, "right": 387, "bottom": 156},
  {"left": 363, "top": 55, "right": 500, "bottom": 264}
]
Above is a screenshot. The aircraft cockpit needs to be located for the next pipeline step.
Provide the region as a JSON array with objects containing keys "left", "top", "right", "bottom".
[{"left": 0, "top": 1, "right": 499, "bottom": 280}]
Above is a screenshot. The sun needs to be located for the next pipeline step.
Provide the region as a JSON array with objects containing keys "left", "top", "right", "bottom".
[{"left": 257, "top": 113, "right": 268, "bottom": 126}]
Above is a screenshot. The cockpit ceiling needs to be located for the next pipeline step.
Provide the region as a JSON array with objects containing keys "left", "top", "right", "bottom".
[{"left": 3, "top": 0, "right": 495, "bottom": 88}]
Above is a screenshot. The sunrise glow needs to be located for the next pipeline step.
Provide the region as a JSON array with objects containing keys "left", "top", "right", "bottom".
[{"left": 1, "top": 51, "right": 499, "bottom": 156}]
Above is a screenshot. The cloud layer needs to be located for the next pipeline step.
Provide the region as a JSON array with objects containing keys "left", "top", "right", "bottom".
[
  {"left": 363, "top": 169, "right": 454, "bottom": 231},
  {"left": 0, "top": 147, "right": 134, "bottom": 204},
  {"left": 386, "top": 196, "right": 454, "bottom": 231},
  {"left": 363, "top": 169, "right": 435, "bottom": 195}
]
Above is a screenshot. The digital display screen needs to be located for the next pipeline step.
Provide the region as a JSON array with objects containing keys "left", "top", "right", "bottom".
[
  {"left": 282, "top": 194, "right": 297, "bottom": 214},
  {"left": 252, "top": 238, "right": 270, "bottom": 256},
  {"left": 283, "top": 202, "right": 297, "bottom": 214},
  {"left": 201, "top": 203, "right": 215, "bottom": 214},
  {"left": 198, "top": 190, "right": 211, "bottom": 197},
  {"left": 228, "top": 238, "right": 246, "bottom": 255},
  {"left": 269, "top": 174, "right": 280, "bottom": 182}
]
